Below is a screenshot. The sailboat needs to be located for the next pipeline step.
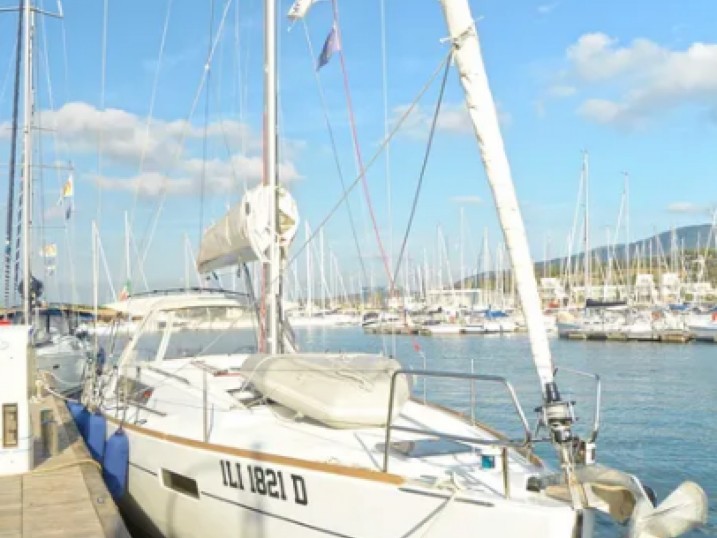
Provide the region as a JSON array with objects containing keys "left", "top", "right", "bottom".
[
  {"left": 81, "top": 0, "right": 707, "bottom": 536},
  {"left": 2, "top": 0, "right": 91, "bottom": 395}
]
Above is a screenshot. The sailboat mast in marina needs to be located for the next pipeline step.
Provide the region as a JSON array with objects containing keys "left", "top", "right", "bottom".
[{"left": 77, "top": 0, "right": 708, "bottom": 536}]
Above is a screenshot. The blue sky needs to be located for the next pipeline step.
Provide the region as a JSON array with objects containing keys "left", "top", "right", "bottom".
[{"left": 1, "top": 0, "right": 716, "bottom": 303}]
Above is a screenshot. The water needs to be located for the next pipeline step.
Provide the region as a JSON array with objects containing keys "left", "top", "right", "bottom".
[{"left": 294, "top": 327, "right": 717, "bottom": 537}]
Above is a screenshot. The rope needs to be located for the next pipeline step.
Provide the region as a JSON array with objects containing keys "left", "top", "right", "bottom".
[
  {"left": 417, "top": 474, "right": 463, "bottom": 538},
  {"left": 38, "top": 5, "right": 76, "bottom": 305},
  {"left": 137, "top": 0, "right": 234, "bottom": 270},
  {"left": 199, "top": 0, "right": 215, "bottom": 245},
  {"left": 42, "top": 383, "right": 80, "bottom": 403},
  {"left": 301, "top": 21, "right": 368, "bottom": 288},
  {"left": 95, "top": 0, "right": 109, "bottom": 228},
  {"left": 392, "top": 55, "right": 452, "bottom": 287},
  {"left": 330, "top": 0, "right": 393, "bottom": 288},
  {"left": 284, "top": 50, "right": 453, "bottom": 269},
  {"left": 128, "top": 0, "right": 174, "bottom": 254}
]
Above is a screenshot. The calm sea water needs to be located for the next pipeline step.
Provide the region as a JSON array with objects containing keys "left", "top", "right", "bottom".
[{"left": 294, "top": 327, "right": 717, "bottom": 537}]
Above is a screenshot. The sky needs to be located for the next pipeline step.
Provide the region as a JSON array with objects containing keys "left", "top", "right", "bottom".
[{"left": 0, "top": 0, "right": 716, "bottom": 304}]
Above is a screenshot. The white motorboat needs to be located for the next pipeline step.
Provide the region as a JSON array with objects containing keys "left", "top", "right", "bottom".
[{"left": 687, "top": 312, "right": 717, "bottom": 342}]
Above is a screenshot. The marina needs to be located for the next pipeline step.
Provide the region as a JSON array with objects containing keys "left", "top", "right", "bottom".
[{"left": 0, "top": 0, "right": 714, "bottom": 536}]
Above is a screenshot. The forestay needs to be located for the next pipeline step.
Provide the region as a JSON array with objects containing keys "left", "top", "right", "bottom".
[{"left": 196, "top": 185, "right": 299, "bottom": 273}]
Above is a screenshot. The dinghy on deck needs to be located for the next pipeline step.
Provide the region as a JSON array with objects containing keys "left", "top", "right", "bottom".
[{"left": 241, "top": 353, "right": 411, "bottom": 428}]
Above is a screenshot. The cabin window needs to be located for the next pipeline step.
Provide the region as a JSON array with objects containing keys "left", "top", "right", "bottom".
[
  {"left": 134, "top": 331, "right": 165, "bottom": 362},
  {"left": 161, "top": 306, "right": 257, "bottom": 360},
  {"left": 161, "top": 469, "right": 200, "bottom": 499}
]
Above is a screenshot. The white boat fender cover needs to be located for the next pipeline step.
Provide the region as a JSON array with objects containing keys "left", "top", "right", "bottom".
[{"left": 541, "top": 464, "right": 707, "bottom": 536}]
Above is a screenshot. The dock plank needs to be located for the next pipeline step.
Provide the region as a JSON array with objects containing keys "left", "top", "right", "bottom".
[{"left": 0, "top": 394, "right": 130, "bottom": 538}]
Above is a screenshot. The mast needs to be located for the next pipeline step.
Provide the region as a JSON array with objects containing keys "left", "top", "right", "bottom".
[
  {"left": 436, "top": 0, "right": 555, "bottom": 391},
  {"left": 624, "top": 171, "right": 630, "bottom": 299},
  {"left": 582, "top": 151, "right": 590, "bottom": 302},
  {"left": 124, "top": 210, "right": 131, "bottom": 290},
  {"left": 21, "top": 0, "right": 34, "bottom": 322},
  {"left": 3, "top": 0, "right": 24, "bottom": 311},
  {"left": 264, "top": 0, "right": 281, "bottom": 353}
]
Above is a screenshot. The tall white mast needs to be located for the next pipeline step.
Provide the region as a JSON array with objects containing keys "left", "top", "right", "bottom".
[
  {"left": 264, "top": 0, "right": 281, "bottom": 353},
  {"left": 305, "top": 222, "right": 312, "bottom": 315},
  {"left": 124, "top": 210, "right": 131, "bottom": 289},
  {"left": 582, "top": 151, "right": 590, "bottom": 302},
  {"left": 437, "top": 0, "right": 555, "bottom": 391},
  {"left": 21, "top": 0, "right": 34, "bottom": 321},
  {"left": 623, "top": 171, "right": 630, "bottom": 299}
]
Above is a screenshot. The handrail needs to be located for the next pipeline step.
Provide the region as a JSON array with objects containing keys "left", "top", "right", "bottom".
[{"left": 382, "top": 369, "right": 532, "bottom": 473}]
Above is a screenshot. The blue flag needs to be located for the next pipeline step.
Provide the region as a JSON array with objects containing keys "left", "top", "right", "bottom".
[{"left": 317, "top": 25, "right": 340, "bottom": 70}]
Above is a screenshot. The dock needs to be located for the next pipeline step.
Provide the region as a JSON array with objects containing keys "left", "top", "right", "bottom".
[{"left": 0, "top": 393, "right": 130, "bottom": 538}]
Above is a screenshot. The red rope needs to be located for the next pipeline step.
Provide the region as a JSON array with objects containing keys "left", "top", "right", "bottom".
[
  {"left": 331, "top": 0, "right": 395, "bottom": 293},
  {"left": 330, "top": 0, "right": 428, "bottom": 358}
]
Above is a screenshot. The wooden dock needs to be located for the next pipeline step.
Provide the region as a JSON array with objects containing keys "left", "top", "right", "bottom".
[{"left": 0, "top": 394, "right": 130, "bottom": 538}]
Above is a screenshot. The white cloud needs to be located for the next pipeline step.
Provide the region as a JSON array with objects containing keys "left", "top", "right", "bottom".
[
  {"left": 537, "top": 2, "right": 559, "bottom": 15},
  {"left": 667, "top": 202, "right": 709, "bottom": 215},
  {"left": 451, "top": 195, "right": 482, "bottom": 204},
  {"left": 557, "top": 33, "right": 717, "bottom": 127},
  {"left": 0, "top": 101, "right": 302, "bottom": 197},
  {"left": 93, "top": 156, "right": 300, "bottom": 198}
]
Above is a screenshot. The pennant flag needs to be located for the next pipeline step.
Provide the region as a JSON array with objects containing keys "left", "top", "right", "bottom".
[
  {"left": 118, "top": 280, "right": 131, "bottom": 301},
  {"left": 57, "top": 174, "right": 74, "bottom": 205},
  {"left": 317, "top": 25, "right": 340, "bottom": 70},
  {"left": 287, "top": 0, "right": 316, "bottom": 21},
  {"left": 40, "top": 243, "right": 57, "bottom": 258},
  {"left": 47, "top": 264, "right": 56, "bottom": 276},
  {"left": 65, "top": 200, "right": 73, "bottom": 220}
]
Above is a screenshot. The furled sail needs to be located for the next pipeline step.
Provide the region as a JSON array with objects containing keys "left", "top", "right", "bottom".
[{"left": 196, "top": 185, "right": 299, "bottom": 273}]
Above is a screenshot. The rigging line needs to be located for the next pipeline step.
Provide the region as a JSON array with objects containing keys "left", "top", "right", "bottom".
[
  {"left": 58, "top": 0, "right": 69, "bottom": 103},
  {"left": 137, "top": 0, "right": 234, "bottom": 270},
  {"left": 3, "top": 0, "right": 25, "bottom": 309},
  {"left": 212, "top": 7, "right": 244, "bottom": 202},
  {"left": 95, "top": 0, "right": 108, "bottom": 228},
  {"left": 0, "top": 41, "right": 18, "bottom": 104},
  {"left": 38, "top": 0, "right": 73, "bottom": 304},
  {"left": 301, "top": 20, "right": 368, "bottom": 288},
  {"left": 128, "top": 0, "right": 174, "bottom": 237},
  {"left": 35, "top": 27, "right": 47, "bottom": 290},
  {"left": 379, "top": 0, "right": 396, "bottom": 359},
  {"left": 391, "top": 53, "right": 451, "bottom": 289},
  {"left": 330, "top": 0, "right": 392, "bottom": 287},
  {"left": 284, "top": 50, "right": 452, "bottom": 271},
  {"left": 199, "top": 0, "right": 215, "bottom": 246}
]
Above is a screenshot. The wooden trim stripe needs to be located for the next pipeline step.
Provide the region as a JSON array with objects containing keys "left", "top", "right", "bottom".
[{"left": 105, "top": 415, "right": 405, "bottom": 485}]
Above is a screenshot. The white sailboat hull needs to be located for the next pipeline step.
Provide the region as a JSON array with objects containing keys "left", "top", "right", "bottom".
[{"left": 111, "top": 421, "right": 581, "bottom": 538}]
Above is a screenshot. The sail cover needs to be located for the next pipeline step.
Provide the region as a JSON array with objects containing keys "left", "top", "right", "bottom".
[{"left": 196, "top": 185, "right": 299, "bottom": 273}]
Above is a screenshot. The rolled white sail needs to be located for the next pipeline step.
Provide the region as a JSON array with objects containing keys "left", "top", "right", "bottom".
[
  {"left": 438, "top": 1, "right": 554, "bottom": 391},
  {"left": 196, "top": 185, "right": 299, "bottom": 274}
]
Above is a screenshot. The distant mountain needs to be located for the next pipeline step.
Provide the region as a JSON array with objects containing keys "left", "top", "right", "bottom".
[
  {"left": 536, "top": 223, "right": 714, "bottom": 273},
  {"left": 459, "top": 224, "right": 715, "bottom": 287}
]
